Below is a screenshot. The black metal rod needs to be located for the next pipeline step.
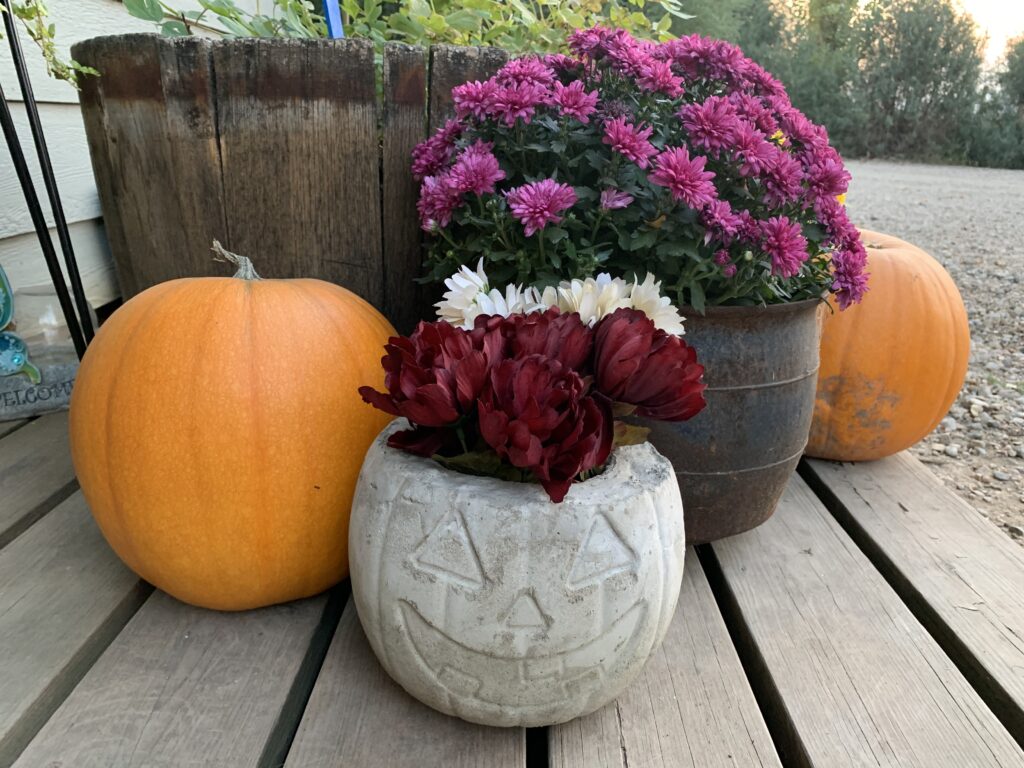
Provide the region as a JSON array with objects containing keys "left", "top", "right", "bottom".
[
  {"left": 1, "top": 0, "right": 95, "bottom": 343},
  {"left": 0, "top": 79, "right": 87, "bottom": 358}
]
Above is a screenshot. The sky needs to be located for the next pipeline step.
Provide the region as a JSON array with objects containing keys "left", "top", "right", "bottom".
[{"left": 956, "top": 0, "right": 1024, "bottom": 64}]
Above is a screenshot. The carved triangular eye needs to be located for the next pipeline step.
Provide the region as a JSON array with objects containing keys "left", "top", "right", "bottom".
[
  {"left": 567, "top": 513, "right": 635, "bottom": 589},
  {"left": 412, "top": 510, "right": 485, "bottom": 588},
  {"left": 506, "top": 592, "right": 549, "bottom": 629}
]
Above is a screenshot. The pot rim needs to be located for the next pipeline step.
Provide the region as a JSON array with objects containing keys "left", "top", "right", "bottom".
[
  {"left": 368, "top": 419, "right": 666, "bottom": 506},
  {"left": 681, "top": 296, "right": 825, "bottom": 320}
]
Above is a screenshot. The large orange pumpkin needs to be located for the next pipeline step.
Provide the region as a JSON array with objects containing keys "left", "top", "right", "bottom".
[
  {"left": 69, "top": 249, "right": 395, "bottom": 610},
  {"left": 806, "top": 229, "right": 969, "bottom": 461}
]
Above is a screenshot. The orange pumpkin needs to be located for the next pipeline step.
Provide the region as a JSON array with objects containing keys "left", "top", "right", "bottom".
[
  {"left": 806, "top": 229, "right": 969, "bottom": 462},
  {"left": 69, "top": 248, "right": 395, "bottom": 610}
]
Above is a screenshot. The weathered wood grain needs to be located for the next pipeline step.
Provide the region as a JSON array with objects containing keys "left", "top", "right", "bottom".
[
  {"left": 0, "top": 419, "right": 27, "bottom": 440},
  {"left": 285, "top": 598, "right": 525, "bottom": 768},
  {"left": 0, "top": 492, "right": 148, "bottom": 766},
  {"left": 382, "top": 43, "right": 429, "bottom": 333},
  {"left": 550, "top": 554, "right": 781, "bottom": 768},
  {"left": 13, "top": 590, "right": 341, "bottom": 768},
  {"left": 73, "top": 34, "right": 226, "bottom": 298},
  {"left": 427, "top": 44, "right": 508, "bottom": 132},
  {"left": 707, "top": 474, "right": 1024, "bottom": 767},
  {"left": 0, "top": 411, "right": 76, "bottom": 549},
  {"left": 213, "top": 37, "right": 384, "bottom": 309},
  {"left": 804, "top": 453, "right": 1024, "bottom": 745}
]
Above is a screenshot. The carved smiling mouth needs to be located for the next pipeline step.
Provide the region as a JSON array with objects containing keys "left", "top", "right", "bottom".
[{"left": 397, "top": 599, "right": 647, "bottom": 708}]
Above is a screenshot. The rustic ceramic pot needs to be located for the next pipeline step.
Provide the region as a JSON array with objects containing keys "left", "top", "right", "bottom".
[
  {"left": 349, "top": 421, "right": 685, "bottom": 727},
  {"left": 640, "top": 299, "right": 823, "bottom": 545}
]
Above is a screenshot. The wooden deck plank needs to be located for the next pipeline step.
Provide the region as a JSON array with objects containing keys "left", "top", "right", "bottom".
[
  {"left": 0, "top": 411, "right": 76, "bottom": 548},
  {"left": 14, "top": 590, "right": 339, "bottom": 768},
  {"left": 550, "top": 554, "right": 781, "bottom": 768},
  {"left": 708, "top": 474, "right": 1024, "bottom": 768},
  {"left": 285, "top": 597, "right": 526, "bottom": 768},
  {"left": 0, "top": 419, "right": 28, "bottom": 440},
  {"left": 804, "top": 453, "right": 1024, "bottom": 744},
  {"left": 0, "top": 492, "right": 148, "bottom": 766}
]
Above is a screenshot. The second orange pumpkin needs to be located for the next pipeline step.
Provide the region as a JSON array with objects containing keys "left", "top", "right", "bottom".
[
  {"left": 806, "top": 229, "right": 970, "bottom": 462},
  {"left": 69, "top": 253, "right": 395, "bottom": 610}
]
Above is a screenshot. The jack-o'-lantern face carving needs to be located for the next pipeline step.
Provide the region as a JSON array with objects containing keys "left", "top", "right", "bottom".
[{"left": 350, "top": 425, "right": 685, "bottom": 728}]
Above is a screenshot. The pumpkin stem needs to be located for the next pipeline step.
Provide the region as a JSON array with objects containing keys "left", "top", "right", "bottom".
[{"left": 211, "top": 240, "right": 262, "bottom": 281}]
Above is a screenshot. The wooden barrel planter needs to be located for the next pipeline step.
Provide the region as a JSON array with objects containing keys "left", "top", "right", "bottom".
[{"left": 71, "top": 35, "right": 509, "bottom": 333}]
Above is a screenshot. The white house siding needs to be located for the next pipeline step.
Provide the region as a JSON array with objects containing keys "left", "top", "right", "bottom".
[{"left": 0, "top": 0, "right": 258, "bottom": 308}]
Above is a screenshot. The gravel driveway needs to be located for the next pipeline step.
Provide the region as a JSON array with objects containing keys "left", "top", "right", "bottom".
[{"left": 845, "top": 160, "right": 1024, "bottom": 545}]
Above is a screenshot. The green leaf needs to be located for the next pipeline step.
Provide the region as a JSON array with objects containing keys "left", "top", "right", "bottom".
[
  {"left": 160, "top": 20, "right": 190, "bottom": 36},
  {"left": 123, "top": 0, "right": 164, "bottom": 22},
  {"left": 613, "top": 420, "right": 650, "bottom": 449},
  {"left": 689, "top": 281, "right": 706, "bottom": 314},
  {"left": 445, "top": 9, "right": 480, "bottom": 32},
  {"left": 629, "top": 230, "right": 658, "bottom": 251},
  {"left": 545, "top": 226, "right": 568, "bottom": 243}
]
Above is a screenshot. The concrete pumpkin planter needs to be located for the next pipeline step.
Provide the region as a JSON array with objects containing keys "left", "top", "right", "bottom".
[{"left": 349, "top": 421, "right": 685, "bottom": 727}]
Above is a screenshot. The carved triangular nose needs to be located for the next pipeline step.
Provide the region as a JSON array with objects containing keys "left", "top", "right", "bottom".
[{"left": 506, "top": 592, "right": 548, "bottom": 629}]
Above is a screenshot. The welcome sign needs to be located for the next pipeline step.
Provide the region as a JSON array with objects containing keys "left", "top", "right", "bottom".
[{"left": 0, "top": 266, "right": 78, "bottom": 421}]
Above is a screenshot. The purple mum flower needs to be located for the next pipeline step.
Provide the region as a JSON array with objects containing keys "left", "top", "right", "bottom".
[
  {"left": 505, "top": 179, "right": 577, "bottom": 236},
  {"left": 831, "top": 239, "right": 869, "bottom": 308},
  {"left": 449, "top": 141, "right": 506, "bottom": 196},
  {"left": 417, "top": 172, "right": 464, "bottom": 231},
  {"left": 806, "top": 156, "right": 851, "bottom": 201},
  {"left": 761, "top": 216, "right": 809, "bottom": 277},
  {"left": 602, "top": 117, "right": 658, "bottom": 168},
  {"left": 730, "top": 123, "right": 777, "bottom": 177},
  {"left": 648, "top": 147, "right": 718, "bottom": 209},
  {"left": 600, "top": 188, "right": 634, "bottom": 210},
  {"left": 410, "top": 119, "right": 461, "bottom": 181},
  {"left": 701, "top": 199, "right": 742, "bottom": 244},
  {"left": 496, "top": 57, "right": 556, "bottom": 88},
  {"left": 490, "top": 81, "right": 549, "bottom": 126},
  {"left": 553, "top": 80, "right": 599, "bottom": 123},
  {"left": 637, "top": 58, "right": 685, "bottom": 98},
  {"left": 452, "top": 80, "right": 498, "bottom": 121},
  {"left": 762, "top": 150, "right": 804, "bottom": 208},
  {"left": 679, "top": 96, "right": 741, "bottom": 155}
]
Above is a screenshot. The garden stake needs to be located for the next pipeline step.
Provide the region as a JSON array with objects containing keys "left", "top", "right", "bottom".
[{"left": 0, "top": 0, "right": 94, "bottom": 348}]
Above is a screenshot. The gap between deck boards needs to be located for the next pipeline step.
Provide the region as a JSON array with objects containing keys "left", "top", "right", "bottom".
[
  {"left": 798, "top": 458, "right": 1024, "bottom": 751},
  {"left": 696, "top": 544, "right": 810, "bottom": 768},
  {"left": 264, "top": 584, "right": 349, "bottom": 768}
]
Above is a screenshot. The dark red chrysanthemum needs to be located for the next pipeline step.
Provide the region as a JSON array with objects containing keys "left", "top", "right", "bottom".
[
  {"left": 506, "top": 307, "right": 594, "bottom": 371},
  {"left": 478, "top": 355, "right": 613, "bottom": 502},
  {"left": 593, "top": 308, "right": 707, "bottom": 421},
  {"left": 358, "top": 320, "right": 498, "bottom": 453}
]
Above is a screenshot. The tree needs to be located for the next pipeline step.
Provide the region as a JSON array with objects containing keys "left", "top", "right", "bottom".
[
  {"left": 999, "top": 35, "right": 1024, "bottom": 109},
  {"left": 852, "top": 0, "right": 983, "bottom": 160}
]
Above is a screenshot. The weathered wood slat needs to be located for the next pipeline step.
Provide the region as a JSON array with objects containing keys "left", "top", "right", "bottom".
[
  {"left": 427, "top": 45, "right": 508, "bottom": 132},
  {"left": 804, "top": 453, "right": 1024, "bottom": 744},
  {"left": 0, "top": 492, "right": 148, "bottom": 766},
  {"left": 382, "top": 43, "right": 429, "bottom": 334},
  {"left": 14, "top": 590, "right": 341, "bottom": 768},
  {"left": 212, "top": 37, "right": 384, "bottom": 309},
  {"left": 708, "top": 474, "right": 1024, "bottom": 767},
  {"left": 0, "top": 411, "right": 76, "bottom": 548},
  {"left": 285, "top": 598, "right": 525, "bottom": 768},
  {"left": 72, "top": 34, "right": 226, "bottom": 298},
  {"left": 0, "top": 418, "right": 28, "bottom": 440},
  {"left": 550, "top": 554, "right": 781, "bottom": 768}
]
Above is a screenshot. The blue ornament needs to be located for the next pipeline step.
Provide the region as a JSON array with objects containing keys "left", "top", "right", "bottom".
[{"left": 0, "top": 266, "right": 41, "bottom": 384}]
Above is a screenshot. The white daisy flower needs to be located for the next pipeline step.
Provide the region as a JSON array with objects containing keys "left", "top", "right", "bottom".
[
  {"left": 435, "top": 260, "right": 543, "bottom": 329},
  {"left": 629, "top": 273, "right": 686, "bottom": 336},
  {"left": 541, "top": 273, "right": 632, "bottom": 327}
]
